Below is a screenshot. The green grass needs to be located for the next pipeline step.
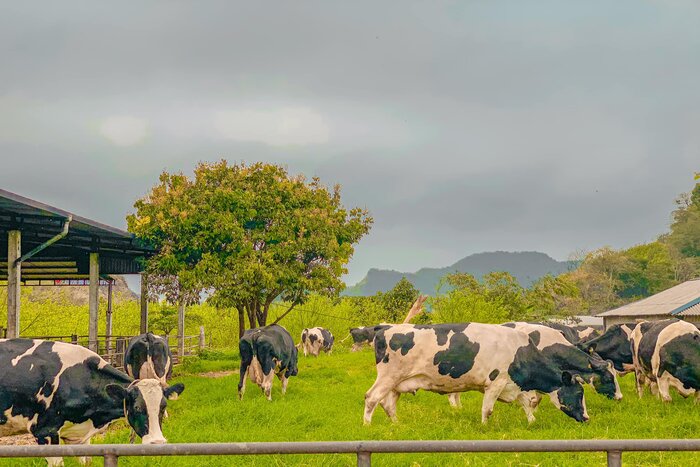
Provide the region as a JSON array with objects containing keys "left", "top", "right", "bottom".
[{"left": 5, "top": 347, "right": 700, "bottom": 466}]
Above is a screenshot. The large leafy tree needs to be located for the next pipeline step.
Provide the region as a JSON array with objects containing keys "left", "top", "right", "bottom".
[{"left": 128, "top": 160, "right": 373, "bottom": 336}]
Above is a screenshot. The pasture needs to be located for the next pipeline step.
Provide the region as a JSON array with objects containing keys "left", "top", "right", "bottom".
[{"left": 2, "top": 344, "right": 699, "bottom": 466}]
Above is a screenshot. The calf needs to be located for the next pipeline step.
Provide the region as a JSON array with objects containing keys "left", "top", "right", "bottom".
[
  {"left": 125, "top": 332, "right": 173, "bottom": 386},
  {"left": 238, "top": 324, "right": 298, "bottom": 401},
  {"left": 631, "top": 319, "right": 700, "bottom": 401},
  {"left": 300, "top": 327, "right": 334, "bottom": 357},
  {"left": 0, "top": 339, "right": 184, "bottom": 466},
  {"left": 364, "top": 323, "right": 589, "bottom": 425},
  {"left": 578, "top": 323, "right": 639, "bottom": 375}
]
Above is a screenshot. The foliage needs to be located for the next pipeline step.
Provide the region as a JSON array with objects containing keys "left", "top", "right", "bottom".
[
  {"left": 128, "top": 160, "right": 373, "bottom": 335},
  {"left": 668, "top": 182, "right": 700, "bottom": 259}
]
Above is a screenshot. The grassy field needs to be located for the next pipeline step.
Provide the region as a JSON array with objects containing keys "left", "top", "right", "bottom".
[{"left": 4, "top": 345, "right": 700, "bottom": 466}]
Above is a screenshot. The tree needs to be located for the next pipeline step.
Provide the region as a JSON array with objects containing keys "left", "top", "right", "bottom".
[
  {"left": 128, "top": 160, "right": 373, "bottom": 337},
  {"left": 668, "top": 182, "right": 700, "bottom": 259},
  {"left": 377, "top": 277, "right": 420, "bottom": 323}
]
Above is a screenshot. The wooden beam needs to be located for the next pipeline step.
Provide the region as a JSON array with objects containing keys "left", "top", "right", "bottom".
[
  {"left": 6, "top": 230, "right": 21, "bottom": 338},
  {"left": 140, "top": 274, "right": 148, "bottom": 334},
  {"left": 106, "top": 280, "right": 113, "bottom": 358},
  {"left": 88, "top": 252, "right": 99, "bottom": 352}
]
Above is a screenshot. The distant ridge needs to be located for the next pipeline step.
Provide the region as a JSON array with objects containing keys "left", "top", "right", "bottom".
[{"left": 343, "top": 251, "right": 573, "bottom": 296}]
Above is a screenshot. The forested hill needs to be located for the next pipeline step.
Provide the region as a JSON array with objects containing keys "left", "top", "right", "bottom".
[{"left": 343, "top": 251, "right": 572, "bottom": 296}]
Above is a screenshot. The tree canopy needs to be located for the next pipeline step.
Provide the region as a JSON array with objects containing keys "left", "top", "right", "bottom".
[{"left": 128, "top": 160, "right": 373, "bottom": 336}]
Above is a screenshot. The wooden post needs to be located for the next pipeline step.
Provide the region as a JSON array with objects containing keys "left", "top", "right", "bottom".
[
  {"left": 7, "top": 230, "right": 21, "bottom": 338},
  {"left": 105, "top": 280, "right": 113, "bottom": 360},
  {"left": 88, "top": 252, "right": 99, "bottom": 352},
  {"left": 199, "top": 326, "right": 205, "bottom": 350},
  {"left": 178, "top": 302, "right": 185, "bottom": 358},
  {"left": 140, "top": 273, "right": 148, "bottom": 334}
]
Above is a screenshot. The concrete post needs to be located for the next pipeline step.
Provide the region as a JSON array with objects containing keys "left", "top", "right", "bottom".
[
  {"left": 199, "top": 326, "right": 205, "bottom": 350},
  {"left": 106, "top": 280, "right": 113, "bottom": 360},
  {"left": 140, "top": 273, "right": 148, "bottom": 334},
  {"left": 7, "top": 230, "right": 21, "bottom": 338},
  {"left": 88, "top": 252, "right": 99, "bottom": 352},
  {"left": 178, "top": 302, "right": 185, "bottom": 358}
]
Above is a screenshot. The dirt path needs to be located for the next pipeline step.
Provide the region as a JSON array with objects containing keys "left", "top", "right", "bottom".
[{"left": 198, "top": 370, "right": 238, "bottom": 378}]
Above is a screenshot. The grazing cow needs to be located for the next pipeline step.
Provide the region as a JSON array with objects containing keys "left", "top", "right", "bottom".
[
  {"left": 537, "top": 322, "right": 581, "bottom": 345},
  {"left": 125, "top": 332, "right": 173, "bottom": 386},
  {"left": 631, "top": 319, "right": 700, "bottom": 401},
  {"left": 503, "top": 322, "right": 621, "bottom": 400},
  {"left": 238, "top": 324, "right": 298, "bottom": 401},
  {"left": 364, "top": 323, "right": 589, "bottom": 425},
  {"left": 300, "top": 327, "right": 334, "bottom": 357},
  {"left": 578, "top": 323, "right": 639, "bottom": 375},
  {"left": 0, "top": 339, "right": 184, "bottom": 466},
  {"left": 350, "top": 325, "right": 389, "bottom": 352}
]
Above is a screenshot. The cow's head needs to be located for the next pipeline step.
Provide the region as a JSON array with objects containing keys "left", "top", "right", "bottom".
[
  {"left": 589, "top": 358, "right": 622, "bottom": 400},
  {"left": 106, "top": 379, "right": 185, "bottom": 444},
  {"left": 578, "top": 325, "right": 631, "bottom": 373},
  {"left": 552, "top": 371, "right": 589, "bottom": 422}
]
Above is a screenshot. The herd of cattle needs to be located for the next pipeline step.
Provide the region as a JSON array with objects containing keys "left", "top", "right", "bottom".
[{"left": 2, "top": 313, "right": 700, "bottom": 465}]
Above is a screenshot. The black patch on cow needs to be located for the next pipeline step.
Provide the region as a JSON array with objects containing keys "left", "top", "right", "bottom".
[
  {"left": 374, "top": 328, "right": 389, "bottom": 365},
  {"left": 301, "top": 330, "right": 307, "bottom": 344},
  {"left": 432, "top": 332, "right": 479, "bottom": 379},
  {"left": 415, "top": 323, "right": 469, "bottom": 346},
  {"left": 502, "top": 322, "right": 516, "bottom": 328},
  {"left": 579, "top": 324, "right": 633, "bottom": 372},
  {"left": 320, "top": 328, "right": 334, "bottom": 351},
  {"left": 309, "top": 334, "right": 318, "bottom": 344},
  {"left": 658, "top": 332, "right": 700, "bottom": 390},
  {"left": 637, "top": 320, "right": 678, "bottom": 373},
  {"left": 529, "top": 330, "right": 541, "bottom": 347},
  {"left": 489, "top": 369, "right": 500, "bottom": 381},
  {"left": 389, "top": 332, "right": 415, "bottom": 356},
  {"left": 125, "top": 333, "right": 172, "bottom": 381},
  {"left": 537, "top": 322, "right": 580, "bottom": 345}
]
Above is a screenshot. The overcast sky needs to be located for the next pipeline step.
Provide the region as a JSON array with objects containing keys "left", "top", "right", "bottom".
[{"left": 1, "top": 1, "right": 699, "bottom": 284}]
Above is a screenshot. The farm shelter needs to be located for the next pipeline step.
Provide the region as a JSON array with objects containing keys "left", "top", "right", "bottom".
[
  {"left": 597, "top": 278, "right": 700, "bottom": 329},
  {"left": 0, "top": 188, "right": 155, "bottom": 353}
]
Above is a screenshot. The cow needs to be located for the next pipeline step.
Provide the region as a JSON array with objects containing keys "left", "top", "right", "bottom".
[
  {"left": 0, "top": 339, "right": 184, "bottom": 466},
  {"left": 537, "top": 322, "right": 581, "bottom": 345},
  {"left": 578, "top": 323, "right": 639, "bottom": 375},
  {"left": 573, "top": 325, "right": 602, "bottom": 343},
  {"left": 300, "top": 327, "right": 334, "bottom": 357},
  {"left": 350, "top": 325, "right": 389, "bottom": 352},
  {"left": 125, "top": 332, "right": 173, "bottom": 386},
  {"left": 238, "top": 324, "right": 298, "bottom": 401},
  {"left": 363, "top": 323, "right": 589, "bottom": 425},
  {"left": 631, "top": 319, "right": 700, "bottom": 402}
]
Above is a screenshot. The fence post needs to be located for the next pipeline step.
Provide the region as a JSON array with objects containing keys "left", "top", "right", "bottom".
[
  {"left": 104, "top": 453, "right": 119, "bottom": 467},
  {"left": 116, "top": 338, "right": 125, "bottom": 370},
  {"left": 199, "top": 326, "right": 206, "bottom": 351},
  {"left": 357, "top": 451, "right": 371, "bottom": 467},
  {"left": 71, "top": 334, "right": 78, "bottom": 345},
  {"left": 607, "top": 451, "right": 622, "bottom": 467}
]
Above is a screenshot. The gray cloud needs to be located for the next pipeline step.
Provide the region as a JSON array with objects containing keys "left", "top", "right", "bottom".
[{"left": 1, "top": 0, "right": 698, "bottom": 284}]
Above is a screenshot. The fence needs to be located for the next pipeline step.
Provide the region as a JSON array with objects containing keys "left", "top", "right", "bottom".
[
  {"left": 20, "top": 330, "right": 208, "bottom": 371},
  {"left": 2, "top": 439, "right": 700, "bottom": 466}
]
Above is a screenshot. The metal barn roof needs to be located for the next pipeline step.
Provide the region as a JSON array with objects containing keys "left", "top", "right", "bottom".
[
  {"left": 597, "top": 279, "right": 700, "bottom": 318},
  {"left": 0, "top": 188, "right": 154, "bottom": 282}
]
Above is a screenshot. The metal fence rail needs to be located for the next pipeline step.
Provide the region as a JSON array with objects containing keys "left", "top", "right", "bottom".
[{"left": 3, "top": 439, "right": 700, "bottom": 466}]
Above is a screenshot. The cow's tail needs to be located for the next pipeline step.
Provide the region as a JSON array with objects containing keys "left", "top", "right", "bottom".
[{"left": 339, "top": 333, "right": 352, "bottom": 343}]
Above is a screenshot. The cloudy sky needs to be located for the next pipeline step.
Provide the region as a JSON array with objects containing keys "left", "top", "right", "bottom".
[{"left": 1, "top": 1, "right": 699, "bottom": 284}]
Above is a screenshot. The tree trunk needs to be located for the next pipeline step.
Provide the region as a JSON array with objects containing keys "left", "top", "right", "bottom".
[
  {"left": 246, "top": 304, "right": 257, "bottom": 329},
  {"left": 238, "top": 307, "right": 246, "bottom": 338}
]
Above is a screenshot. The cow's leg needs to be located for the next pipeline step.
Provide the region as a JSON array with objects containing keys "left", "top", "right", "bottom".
[
  {"left": 379, "top": 390, "right": 401, "bottom": 422},
  {"left": 448, "top": 393, "right": 462, "bottom": 408},
  {"left": 481, "top": 380, "right": 507, "bottom": 424},
  {"left": 36, "top": 431, "right": 62, "bottom": 467},
  {"left": 262, "top": 370, "right": 275, "bottom": 401},
  {"left": 657, "top": 376, "right": 672, "bottom": 402},
  {"left": 303, "top": 344, "right": 308, "bottom": 357},
  {"left": 516, "top": 391, "right": 538, "bottom": 424},
  {"left": 278, "top": 372, "right": 289, "bottom": 395},
  {"left": 364, "top": 378, "right": 398, "bottom": 425},
  {"left": 238, "top": 359, "right": 251, "bottom": 400},
  {"left": 634, "top": 369, "right": 646, "bottom": 398}
]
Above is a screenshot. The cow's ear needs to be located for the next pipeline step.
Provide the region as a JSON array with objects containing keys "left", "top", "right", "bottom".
[
  {"left": 106, "top": 384, "right": 127, "bottom": 402},
  {"left": 561, "top": 371, "right": 574, "bottom": 385},
  {"left": 164, "top": 383, "right": 185, "bottom": 400}
]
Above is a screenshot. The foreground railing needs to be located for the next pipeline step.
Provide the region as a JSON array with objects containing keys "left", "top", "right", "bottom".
[{"left": 3, "top": 439, "right": 700, "bottom": 466}]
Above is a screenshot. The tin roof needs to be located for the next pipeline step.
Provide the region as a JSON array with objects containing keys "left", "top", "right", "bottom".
[{"left": 597, "top": 279, "right": 700, "bottom": 317}]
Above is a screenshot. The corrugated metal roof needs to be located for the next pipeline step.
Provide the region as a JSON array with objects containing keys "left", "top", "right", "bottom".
[
  {"left": 597, "top": 279, "right": 700, "bottom": 317},
  {"left": 678, "top": 302, "right": 700, "bottom": 316}
]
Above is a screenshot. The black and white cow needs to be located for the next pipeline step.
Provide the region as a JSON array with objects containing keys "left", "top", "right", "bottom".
[
  {"left": 573, "top": 325, "right": 602, "bottom": 343},
  {"left": 364, "top": 323, "right": 589, "bottom": 425},
  {"left": 0, "top": 339, "right": 184, "bottom": 466},
  {"left": 537, "top": 322, "right": 581, "bottom": 345},
  {"left": 300, "top": 327, "right": 334, "bottom": 357},
  {"left": 350, "top": 326, "right": 389, "bottom": 352},
  {"left": 578, "top": 323, "right": 639, "bottom": 375},
  {"left": 631, "top": 319, "right": 700, "bottom": 402},
  {"left": 125, "top": 332, "right": 173, "bottom": 386},
  {"left": 238, "top": 324, "right": 298, "bottom": 401}
]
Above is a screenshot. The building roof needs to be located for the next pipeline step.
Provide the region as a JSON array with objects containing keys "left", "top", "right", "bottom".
[
  {"left": 597, "top": 279, "right": 700, "bottom": 317},
  {"left": 0, "top": 188, "right": 155, "bottom": 281}
]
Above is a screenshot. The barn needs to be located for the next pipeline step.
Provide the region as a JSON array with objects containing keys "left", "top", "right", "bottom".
[{"left": 597, "top": 278, "right": 700, "bottom": 328}]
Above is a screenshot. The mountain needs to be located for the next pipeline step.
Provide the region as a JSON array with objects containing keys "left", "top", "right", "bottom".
[{"left": 343, "top": 251, "right": 573, "bottom": 296}]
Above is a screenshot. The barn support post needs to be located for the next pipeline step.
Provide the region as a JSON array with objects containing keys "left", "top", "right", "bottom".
[
  {"left": 88, "top": 252, "right": 99, "bottom": 352},
  {"left": 105, "top": 280, "right": 113, "bottom": 360},
  {"left": 6, "top": 230, "right": 21, "bottom": 338},
  {"left": 140, "top": 274, "right": 148, "bottom": 334},
  {"left": 178, "top": 302, "right": 185, "bottom": 358}
]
